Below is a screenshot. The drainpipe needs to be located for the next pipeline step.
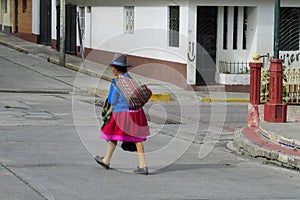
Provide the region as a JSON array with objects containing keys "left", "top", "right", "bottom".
[
  {"left": 59, "top": 0, "right": 66, "bottom": 66},
  {"left": 1, "top": 1, "right": 4, "bottom": 31}
]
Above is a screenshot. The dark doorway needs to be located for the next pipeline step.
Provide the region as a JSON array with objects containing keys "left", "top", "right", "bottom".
[
  {"left": 40, "top": 0, "right": 51, "bottom": 45},
  {"left": 196, "top": 6, "right": 218, "bottom": 85},
  {"left": 15, "top": 0, "right": 18, "bottom": 33},
  {"left": 56, "top": 5, "right": 76, "bottom": 55}
]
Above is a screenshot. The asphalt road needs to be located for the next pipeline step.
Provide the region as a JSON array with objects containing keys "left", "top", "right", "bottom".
[{"left": 1, "top": 45, "right": 300, "bottom": 200}]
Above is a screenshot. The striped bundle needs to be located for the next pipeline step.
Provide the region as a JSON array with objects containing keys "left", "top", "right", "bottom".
[{"left": 116, "top": 74, "right": 152, "bottom": 110}]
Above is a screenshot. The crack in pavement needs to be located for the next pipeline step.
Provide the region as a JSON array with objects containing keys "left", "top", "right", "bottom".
[
  {"left": 0, "top": 90, "right": 70, "bottom": 94},
  {"left": 0, "top": 161, "right": 55, "bottom": 200}
]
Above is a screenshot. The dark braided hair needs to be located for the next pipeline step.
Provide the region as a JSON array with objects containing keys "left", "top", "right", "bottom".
[{"left": 113, "top": 65, "right": 128, "bottom": 73}]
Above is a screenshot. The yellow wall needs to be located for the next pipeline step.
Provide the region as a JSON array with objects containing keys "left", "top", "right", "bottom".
[
  {"left": 1, "top": 0, "right": 13, "bottom": 27},
  {"left": 5, "top": 0, "right": 12, "bottom": 26}
]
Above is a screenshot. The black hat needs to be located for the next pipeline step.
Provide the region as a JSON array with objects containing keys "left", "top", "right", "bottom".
[{"left": 110, "top": 53, "right": 131, "bottom": 67}]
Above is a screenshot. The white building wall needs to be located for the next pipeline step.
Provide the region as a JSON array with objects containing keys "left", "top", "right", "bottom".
[
  {"left": 218, "top": 6, "right": 259, "bottom": 62},
  {"left": 76, "top": 6, "right": 89, "bottom": 50},
  {"left": 79, "top": 0, "right": 276, "bottom": 85},
  {"left": 49, "top": 0, "right": 300, "bottom": 85},
  {"left": 216, "top": 0, "right": 299, "bottom": 66},
  {"left": 246, "top": 7, "right": 258, "bottom": 59},
  {"left": 84, "top": 7, "right": 91, "bottom": 48},
  {"left": 187, "top": 1, "right": 197, "bottom": 84},
  {"left": 256, "top": 2, "right": 274, "bottom": 56},
  {"left": 52, "top": 0, "right": 56, "bottom": 40},
  {"left": 89, "top": 2, "right": 188, "bottom": 64},
  {"left": 90, "top": 6, "right": 123, "bottom": 50},
  {"left": 189, "top": 0, "right": 275, "bottom": 85},
  {"left": 32, "top": 0, "right": 40, "bottom": 35},
  {"left": 281, "top": 0, "right": 300, "bottom": 7}
]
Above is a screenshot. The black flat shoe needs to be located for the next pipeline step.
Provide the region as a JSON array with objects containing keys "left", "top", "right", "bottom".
[
  {"left": 133, "top": 166, "right": 148, "bottom": 175},
  {"left": 95, "top": 156, "right": 110, "bottom": 169}
]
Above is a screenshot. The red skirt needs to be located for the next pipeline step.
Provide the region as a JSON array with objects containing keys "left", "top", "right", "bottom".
[{"left": 101, "top": 108, "right": 150, "bottom": 142}]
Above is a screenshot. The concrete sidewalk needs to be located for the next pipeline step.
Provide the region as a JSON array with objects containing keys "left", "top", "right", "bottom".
[
  {"left": 0, "top": 32, "right": 175, "bottom": 102},
  {"left": 1, "top": 32, "right": 300, "bottom": 170}
]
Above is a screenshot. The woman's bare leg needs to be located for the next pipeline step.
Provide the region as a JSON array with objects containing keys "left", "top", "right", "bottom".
[
  {"left": 103, "top": 140, "right": 117, "bottom": 164},
  {"left": 135, "top": 142, "right": 147, "bottom": 168}
]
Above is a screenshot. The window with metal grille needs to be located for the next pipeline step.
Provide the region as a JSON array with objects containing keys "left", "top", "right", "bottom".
[
  {"left": 223, "top": 6, "right": 248, "bottom": 50},
  {"left": 242, "top": 7, "right": 248, "bottom": 50},
  {"left": 124, "top": 6, "right": 134, "bottom": 34},
  {"left": 233, "top": 6, "right": 238, "bottom": 50},
  {"left": 169, "top": 6, "right": 180, "bottom": 47},
  {"left": 280, "top": 7, "right": 300, "bottom": 51}
]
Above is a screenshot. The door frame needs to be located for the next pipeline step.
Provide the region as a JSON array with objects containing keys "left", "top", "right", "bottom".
[{"left": 14, "top": 0, "right": 19, "bottom": 33}]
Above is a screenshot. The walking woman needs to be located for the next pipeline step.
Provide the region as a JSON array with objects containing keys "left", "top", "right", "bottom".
[{"left": 95, "top": 54, "right": 150, "bottom": 175}]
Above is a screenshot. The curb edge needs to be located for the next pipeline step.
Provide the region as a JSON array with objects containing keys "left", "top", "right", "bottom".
[
  {"left": 200, "top": 97, "right": 249, "bottom": 103},
  {"left": 233, "top": 128, "right": 300, "bottom": 170}
]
